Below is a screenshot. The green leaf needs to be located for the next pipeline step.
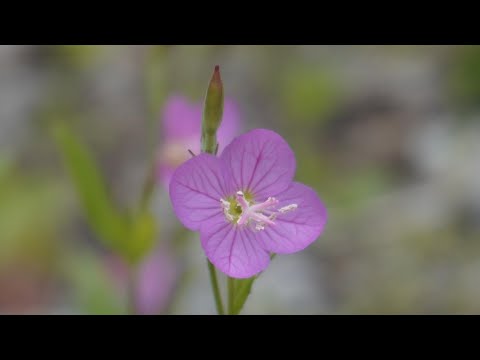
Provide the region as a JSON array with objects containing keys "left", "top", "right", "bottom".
[
  {"left": 51, "top": 122, "right": 130, "bottom": 253},
  {"left": 230, "top": 254, "right": 276, "bottom": 314},
  {"left": 231, "top": 276, "right": 257, "bottom": 315},
  {"left": 125, "top": 210, "right": 158, "bottom": 265}
]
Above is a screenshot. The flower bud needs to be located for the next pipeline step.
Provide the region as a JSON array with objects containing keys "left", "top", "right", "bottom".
[{"left": 201, "top": 65, "right": 224, "bottom": 154}]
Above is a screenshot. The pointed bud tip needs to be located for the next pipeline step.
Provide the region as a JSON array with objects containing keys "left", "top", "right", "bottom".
[{"left": 212, "top": 65, "right": 222, "bottom": 85}]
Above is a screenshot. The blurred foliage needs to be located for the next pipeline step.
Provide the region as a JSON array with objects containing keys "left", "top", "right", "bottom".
[
  {"left": 63, "top": 250, "right": 125, "bottom": 314},
  {"left": 52, "top": 45, "right": 108, "bottom": 68},
  {"left": 128, "top": 211, "right": 157, "bottom": 264},
  {"left": 280, "top": 65, "right": 341, "bottom": 126},
  {"left": 0, "top": 154, "right": 67, "bottom": 269},
  {"left": 51, "top": 122, "right": 131, "bottom": 249},
  {"left": 449, "top": 45, "right": 480, "bottom": 112},
  {"left": 51, "top": 121, "right": 157, "bottom": 265},
  {"left": 145, "top": 46, "right": 169, "bottom": 121}
]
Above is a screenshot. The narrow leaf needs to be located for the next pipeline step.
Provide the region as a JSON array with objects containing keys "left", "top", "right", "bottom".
[{"left": 51, "top": 122, "right": 130, "bottom": 252}]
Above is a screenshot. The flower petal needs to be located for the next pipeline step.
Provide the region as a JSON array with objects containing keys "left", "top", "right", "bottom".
[
  {"left": 257, "top": 182, "right": 327, "bottom": 254},
  {"left": 169, "top": 153, "right": 233, "bottom": 231},
  {"left": 201, "top": 220, "right": 270, "bottom": 278},
  {"left": 162, "top": 95, "right": 201, "bottom": 139},
  {"left": 220, "top": 129, "right": 296, "bottom": 200},
  {"left": 135, "top": 246, "right": 178, "bottom": 315}
]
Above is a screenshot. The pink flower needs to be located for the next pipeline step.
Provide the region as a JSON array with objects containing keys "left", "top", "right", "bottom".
[
  {"left": 157, "top": 95, "right": 240, "bottom": 187},
  {"left": 169, "top": 129, "right": 327, "bottom": 278},
  {"left": 134, "top": 247, "right": 178, "bottom": 314},
  {"left": 106, "top": 245, "right": 179, "bottom": 314}
]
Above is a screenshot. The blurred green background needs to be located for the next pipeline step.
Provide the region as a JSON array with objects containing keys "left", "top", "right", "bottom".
[{"left": 1, "top": 45, "right": 480, "bottom": 314}]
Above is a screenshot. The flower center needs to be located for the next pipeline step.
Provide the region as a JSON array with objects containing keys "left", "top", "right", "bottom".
[{"left": 220, "top": 191, "right": 298, "bottom": 231}]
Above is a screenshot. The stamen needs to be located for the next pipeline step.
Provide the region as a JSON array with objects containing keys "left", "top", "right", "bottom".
[
  {"left": 220, "top": 191, "right": 299, "bottom": 231},
  {"left": 278, "top": 204, "right": 298, "bottom": 213},
  {"left": 255, "top": 223, "right": 265, "bottom": 231},
  {"left": 250, "top": 197, "right": 279, "bottom": 212},
  {"left": 220, "top": 198, "right": 234, "bottom": 221},
  {"left": 250, "top": 212, "right": 276, "bottom": 226}
]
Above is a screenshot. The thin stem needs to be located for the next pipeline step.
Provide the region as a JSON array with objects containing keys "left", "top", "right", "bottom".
[
  {"left": 201, "top": 66, "right": 225, "bottom": 315},
  {"left": 207, "top": 260, "right": 225, "bottom": 315},
  {"left": 138, "top": 45, "right": 161, "bottom": 213},
  {"left": 227, "top": 276, "right": 235, "bottom": 315},
  {"left": 139, "top": 161, "right": 156, "bottom": 211},
  {"left": 127, "top": 264, "right": 137, "bottom": 315}
]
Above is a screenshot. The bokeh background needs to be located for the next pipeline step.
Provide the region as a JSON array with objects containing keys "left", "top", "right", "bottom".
[{"left": 1, "top": 45, "right": 480, "bottom": 314}]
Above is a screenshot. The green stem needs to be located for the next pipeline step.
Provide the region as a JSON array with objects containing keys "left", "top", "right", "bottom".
[
  {"left": 139, "top": 45, "right": 162, "bottom": 213},
  {"left": 139, "top": 161, "right": 156, "bottom": 211},
  {"left": 227, "top": 276, "right": 235, "bottom": 315},
  {"left": 201, "top": 66, "right": 226, "bottom": 315},
  {"left": 127, "top": 264, "right": 137, "bottom": 315},
  {"left": 207, "top": 260, "right": 225, "bottom": 315}
]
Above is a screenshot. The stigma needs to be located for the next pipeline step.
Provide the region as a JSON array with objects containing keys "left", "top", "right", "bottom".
[{"left": 220, "top": 191, "right": 298, "bottom": 231}]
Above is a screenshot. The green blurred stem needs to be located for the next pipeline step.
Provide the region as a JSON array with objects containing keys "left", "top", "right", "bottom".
[
  {"left": 127, "top": 264, "right": 137, "bottom": 315},
  {"left": 139, "top": 46, "right": 161, "bottom": 212},
  {"left": 207, "top": 260, "right": 225, "bottom": 315},
  {"left": 227, "top": 276, "right": 235, "bottom": 315},
  {"left": 139, "top": 161, "right": 156, "bottom": 211}
]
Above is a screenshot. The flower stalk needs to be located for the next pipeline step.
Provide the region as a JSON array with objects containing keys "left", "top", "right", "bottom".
[
  {"left": 207, "top": 259, "right": 225, "bottom": 315},
  {"left": 201, "top": 66, "right": 227, "bottom": 315}
]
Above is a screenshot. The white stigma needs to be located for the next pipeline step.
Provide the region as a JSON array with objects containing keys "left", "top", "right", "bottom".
[{"left": 220, "top": 191, "right": 298, "bottom": 231}]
